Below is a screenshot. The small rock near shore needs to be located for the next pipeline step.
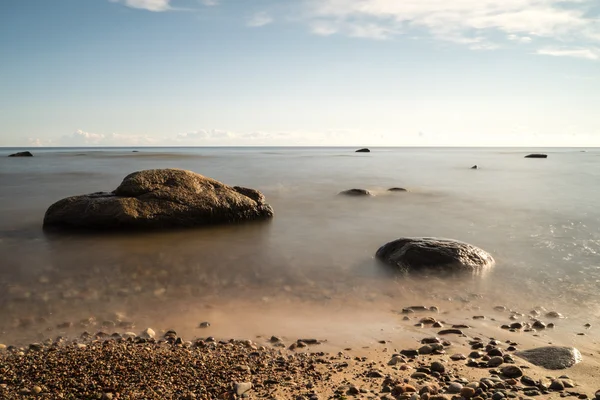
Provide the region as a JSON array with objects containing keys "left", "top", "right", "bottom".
[
  {"left": 9, "top": 151, "right": 34, "bottom": 157},
  {"left": 525, "top": 153, "right": 548, "bottom": 158},
  {"left": 339, "top": 188, "right": 372, "bottom": 196}
]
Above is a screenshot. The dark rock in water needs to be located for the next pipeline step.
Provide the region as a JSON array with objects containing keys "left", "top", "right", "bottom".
[
  {"left": 355, "top": 148, "right": 370, "bottom": 153},
  {"left": 375, "top": 237, "right": 495, "bottom": 275},
  {"left": 339, "top": 189, "right": 372, "bottom": 196},
  {"left": 8, "top": 151, "right": 33, "bottom": 157},
  {"left": 515, "top": 347, "right": 582, "bottom": 370},
  {"left": 525, "top": 154, "right": 548, "bottom": 158},
  {"left": 471, "top": 165, "right": 478, "bottom": 169},
  {"left": 388, "top": 187, "right": 408, "bottom": 192},
  {"left": 43, "top": 169, "right": 274, "bottom": 230}
]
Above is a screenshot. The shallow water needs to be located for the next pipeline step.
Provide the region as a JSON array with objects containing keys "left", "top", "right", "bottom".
[{"left": 0, "top": 147, "right": 599, "bottom": 345}]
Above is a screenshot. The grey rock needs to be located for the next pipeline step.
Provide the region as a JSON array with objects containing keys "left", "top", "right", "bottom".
[
  {"left": 388, "top": 355, "right": 405, "bottom": 366},
  {"left": 388, "top": 187, "right": 408, "bottom": 192},
  {"left": 8, "top": 151, "right": 33, "bottom": 157},
  {"left": 492, "top": 392, "right": 506, "bottom": 400},
  {"left": 199, "top": 322, "right": 211, "bottom": 328},
  {"left": 450, "top": 354, "right": 466, "bottom": 361},
  {"left": 438, "top": 329, "right": 463, "bottom": 335},
  {"left": 375, "top": 237, "right": 494, "bottom": 276},
  {"left": 501, "top": 365, "right": 523, "bottom": 378},
  {"left": 515, "top": 347, "right": 582, "bottom": 370},
  {"left": 43, "top": 169, "right": 274, "bottom": 230},
  {"left": 339, "top": 189, "right": 372, "bottom": 196},
  {"left": 431, "top": 361, "right": 445, "bottom": 373},
  {"left": 234, "top": 382, "right": 252, "bottom": 396},
  {"left": 447, "top": 383, "right": 463, "bottom": 394},
  {"left": 532, "top": 321, "right": 546, "bottom": 330},
  {"left": 419, "top": 345, "right": 433, "bottom": 354},
  {"left": 546, "top": 311, "right": 564, "bottom": 318},
  {"left": 525, "top": 154, "right": 548, "bottom": 159},
  {"left": 366, "top": 369, "right": 384, "bottom": 378},
  {"left": 487, "top": 356, "right": 504, "bottom": 368},
  {"left": 141, "top": 328, "right": 155, "bottom": 339},
  {"left": 549, "top": 380, "right": 564, "bottom": 391}
]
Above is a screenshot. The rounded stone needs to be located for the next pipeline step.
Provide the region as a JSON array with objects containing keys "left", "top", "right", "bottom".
[
  {"left": 339, "top": 189, "right": 372, "bottom": 196},
  {"left": 501, "top": 365, "right": 523, "bottom": 378},
  {"left": 431, "top": 361, "right": 445, "bottom": 373},
  {"left": 375, "top": 237, "right": 495, "bottom": 276},
  {"left": 515, "top": 347, "right": 582, "bottom": 370},
  {"left": 487, "top": 356, "right": 504, "bottom": 368},
  {"left": 461, "top": 387, "right": 476, "bottom": 398},
  {"left": 447, "top": 383, "right": 463, "bottom": 394}
]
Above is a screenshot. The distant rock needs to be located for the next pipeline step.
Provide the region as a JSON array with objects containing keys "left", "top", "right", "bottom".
[
  {"left": 388, "top": 187, "right": 408, "bottom": 192},
  {"left": 525, "top": 154, "right": 548, "bottom": 158},
  {"left": 355, "top": 148, "right": 370, "bottom": 153},
  {"left": 471, "top": 165, "right": 478, "bottom": 169},
  {"left": 375, "top": 237, "right": 495, "bottom": 275},
  {"left": 339, "top": 189, "right": 372, "bottom": 196},
  {"left": 515, "top": 346, "right": 582, "bottom": 370},
  {"left": 43, "top": 168, "right": 274, "bottom": 230},
  {"left": 8, "top": 151, "right": 33, "bottom": 157}
]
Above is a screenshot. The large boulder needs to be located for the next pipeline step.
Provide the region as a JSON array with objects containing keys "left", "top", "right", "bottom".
[
  {"left": 8, "top": 151, "right": 33, "bottom": 157},
  {"left": 43, "top": 169, "right": 274, "bottom": 230},
  {"left": 515, "top": 347, "right": 582, "bottom": 369},
  {"left": 376, "top": 237, "right": 495, "bottom": 275},
  {"left": 355, "top": 148, "right": 370, "bottom": 153}
]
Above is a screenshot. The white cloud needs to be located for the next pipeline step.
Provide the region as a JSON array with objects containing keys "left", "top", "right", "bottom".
[
  {"left": 301, "top": 0, "right": 600, "bottom": 56},
  {"left": 55, "top": 130, "right": 159, "bottom": 146},
  {"left": 508, "top": 34, "right": 532, "bottom": 43},
  {"left": 199, "top": 0, "right": 219, "bottom": 5},
  {"left": 109, "top": 0, "right": 171, "bottom": 12},
  {"left": 537, "top": 47, "right": 600, "bottom": 60},
  {"left": 247, "top": 12, "right": 273, "bottom": 28}
]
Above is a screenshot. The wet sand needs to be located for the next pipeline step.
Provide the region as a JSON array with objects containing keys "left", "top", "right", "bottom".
[{"left": 1, "top": 300, "right": 599, "bottom": 399}]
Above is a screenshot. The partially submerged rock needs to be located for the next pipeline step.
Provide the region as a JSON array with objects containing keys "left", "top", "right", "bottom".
[
  {"left": 355, "top": 148, "right": 370, "bottom": 153},
  {"left": 8, "top": 151, "right": 33, "bottom": 157},
  {"left": 388, "top": 187, "right": 408, "bottom": 192},
  {"left": 339, "top": 189, "right": 372, "bottom": 196},
  {"left": 515, "top": 346, "right": 582, "bottom": 370},
  {"left": 43, "top": 169, "right": 274, "bottom": 230},
  {"left": 376, "top": 237, "right": 495, "bottom": 275},
  {"left": 525, "top": 153, "right": 548, "bottom": 158}
]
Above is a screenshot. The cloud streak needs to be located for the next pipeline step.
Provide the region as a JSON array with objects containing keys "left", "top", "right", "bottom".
[
  {"left": 301, "top": 0, "right": 600, "bottom": 57},
  {"left": 247, "top": 12, "right": 273, "bottom": 27},
  {"left": 109, "top": 0, "right": 172, "bottom": 12},
  {"left": 537, "top": 47, "right": 600, "bottom": 60}
]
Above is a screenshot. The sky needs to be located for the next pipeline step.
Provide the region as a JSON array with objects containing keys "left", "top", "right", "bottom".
[{"left": 0, "top": 0, "right": 599, "bottom": 147}]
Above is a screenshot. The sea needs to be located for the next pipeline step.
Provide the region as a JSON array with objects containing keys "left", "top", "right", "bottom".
[{"left": 0, "top": 147, "right": 599, "bottom": 346}]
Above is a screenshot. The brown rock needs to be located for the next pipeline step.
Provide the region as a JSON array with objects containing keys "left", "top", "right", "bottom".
[{"left": 43, "top": 169, "right": 274, "bottom": 229}]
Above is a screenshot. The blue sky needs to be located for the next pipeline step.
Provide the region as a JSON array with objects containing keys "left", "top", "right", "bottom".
[{"left": 0, "top": 0, "right": 599, "bottom": 146}]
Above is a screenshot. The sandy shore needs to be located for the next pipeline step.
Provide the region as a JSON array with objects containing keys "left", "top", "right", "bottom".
[{"left": 1, "top": 304, "right": 599, "bottom": 400}]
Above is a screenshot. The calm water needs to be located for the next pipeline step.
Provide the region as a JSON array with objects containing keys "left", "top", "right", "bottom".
[{"left": 0, "top": 147, "right": 599, "bottom": 344}]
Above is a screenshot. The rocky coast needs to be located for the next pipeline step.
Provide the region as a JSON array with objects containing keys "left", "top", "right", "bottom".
[{"left": 1, "top": 302, "right": 599, "bottom": 400}]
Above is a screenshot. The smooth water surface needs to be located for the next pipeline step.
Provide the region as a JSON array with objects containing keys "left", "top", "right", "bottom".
[{"left": 0, "top": 147, "right": 599, "bottom": 344}]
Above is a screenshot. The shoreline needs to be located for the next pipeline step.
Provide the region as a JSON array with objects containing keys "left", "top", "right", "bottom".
[{"left": 1, "top": 304, "right": 599, "bottom": 399}]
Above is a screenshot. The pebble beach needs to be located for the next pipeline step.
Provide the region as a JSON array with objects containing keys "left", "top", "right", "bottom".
[{"left": 2, "top": 303, "right": 600, "bottom": 400}]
